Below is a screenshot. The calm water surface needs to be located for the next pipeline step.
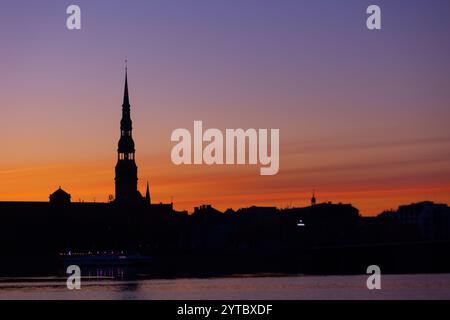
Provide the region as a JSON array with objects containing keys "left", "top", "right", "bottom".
[{"left": 1, "top": 274, "right": 450, "bottom": 300}]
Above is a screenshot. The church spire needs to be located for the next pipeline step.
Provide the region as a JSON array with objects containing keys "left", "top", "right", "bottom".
[
  {"left": 145, "top": 181, "right": 151, "bottom": 205},
  {"left": 115, "top": 64, "right": 138, "bottom": 204},
  {"left": 123, "top": 61, "right": 130, "bottom": 107}
]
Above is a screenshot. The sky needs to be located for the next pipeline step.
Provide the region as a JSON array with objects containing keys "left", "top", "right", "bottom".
[{"left": 1, "top": 0, "right": 450, "bottom": 215}]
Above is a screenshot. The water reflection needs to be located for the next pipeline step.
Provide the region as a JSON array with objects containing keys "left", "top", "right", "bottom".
[
  {"left": 1, "top": 274, "right": 450, "bottom": 300},
  {"left": 85, "top": 267, "right": 125, "bottom": 280}
]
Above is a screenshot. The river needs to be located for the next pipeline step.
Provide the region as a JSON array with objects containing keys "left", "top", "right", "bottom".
[{"left": 1, "top": 273, "right": 450, "bottom": 299}]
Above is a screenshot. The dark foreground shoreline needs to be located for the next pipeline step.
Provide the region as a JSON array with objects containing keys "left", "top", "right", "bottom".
[{"left": 2, "top": 240, "right": 450, "bottom": 278}]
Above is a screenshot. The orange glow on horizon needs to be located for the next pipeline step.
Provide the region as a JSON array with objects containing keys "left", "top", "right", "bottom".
[{"left": 1, "top": 155, "right": 449, "bottom": 216}]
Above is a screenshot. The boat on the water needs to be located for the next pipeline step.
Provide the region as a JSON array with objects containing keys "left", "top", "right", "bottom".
[{"left": 59, "top": 251, "right": 151, "bottom": 266}]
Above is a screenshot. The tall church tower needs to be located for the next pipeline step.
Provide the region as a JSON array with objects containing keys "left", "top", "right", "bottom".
[{"left": 115, "top": 67, "right": 140, "bottom": 204}]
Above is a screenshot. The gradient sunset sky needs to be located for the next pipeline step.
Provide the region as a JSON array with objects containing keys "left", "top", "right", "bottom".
[{"left": 1, "top": 0, "right": 450, "bottom": 215}]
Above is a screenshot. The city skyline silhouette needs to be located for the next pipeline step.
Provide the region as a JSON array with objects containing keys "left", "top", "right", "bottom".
[
  {"left": 0, "top": 1, "right": 449, "bottom": 284},
  {"left": 1, "top": 66, "right": 447, "bottom": 216}
]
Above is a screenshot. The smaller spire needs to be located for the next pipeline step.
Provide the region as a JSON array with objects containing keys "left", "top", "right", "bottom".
[{"left": 145, "top": 181, "right": 151, "bottom": 205}]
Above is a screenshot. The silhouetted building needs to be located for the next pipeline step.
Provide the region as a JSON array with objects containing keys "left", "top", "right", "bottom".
[
  {"left": 49, "top": 187, "right": 71, "bottom": 204},
  {"left": 193, "top": 204, "right": 222, "bottom": 216},
  {"left": 395, "top": 201, "right": 450, "bottom": 241},
  {"left": 114, "top": 67, "right": 144, "bottom": 205}
]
